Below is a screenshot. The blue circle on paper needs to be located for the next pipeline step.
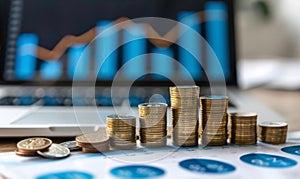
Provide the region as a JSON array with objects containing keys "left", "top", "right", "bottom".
[
  {"left": 110, "top": 165, "right": 165, "bottom": 179},
  {"left": 36, "top": 171, "right": 93, "bottom": 179},
  {"left": 179, "top": 158, "right": 236, "bottom": 174},
  {"left": 240, "top": 153, "right": 297, "bottom": 168},
  {"left": 281, "top": 145, "right": 300, "bottom": 156}
]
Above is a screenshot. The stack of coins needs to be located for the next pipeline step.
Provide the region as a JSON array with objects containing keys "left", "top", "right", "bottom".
[
  {"left": 76, "top": 130, "right": 110, "bottom": 153},
  {"left": 229, "top": 112, "right": 257, "bottom": 145},
  {"left": 200, "top": 96, "right": 228, "bottom": 146},
  {"left": 138, "top": 103, "right": 167, "bottom": 148},
  {"left": 170, "top": 86, "right": 200, "bottom": 147},
  {"left": 106, "top": 114, "right": 136, "bottom": 149},
  {"left": 15, "top": 137, "right": 52, "bottom": 156},
  {"left": 258, "top": 121, "right": 288, "bottom": 144}
]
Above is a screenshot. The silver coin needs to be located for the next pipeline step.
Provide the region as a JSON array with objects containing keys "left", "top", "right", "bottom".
[
  {"left": 107, "top": 114, "right": 136, "bottom": 120},
  {"left": 138, "top": 103, "right": 168, "bottom": 107},
  {"left": 37, "top": 144, "right": 70, "bottom": 159},
  {"left": 60, "top": 141, "right": 81, "bottom": 151},
  {"left": 259, "top": 121, "right": 288, "bottom": 128},
  {"left": 229, "top": 112, "right": 257, "bottom": 118}
]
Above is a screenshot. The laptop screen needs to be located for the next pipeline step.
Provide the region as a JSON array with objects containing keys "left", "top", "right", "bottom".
[{"left": 0, "top": 0, "right": 237, "bottom": 86}]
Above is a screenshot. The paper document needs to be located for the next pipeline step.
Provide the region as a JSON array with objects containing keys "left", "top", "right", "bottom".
[{"left": 0, "top": 141, "right": 300, "bottom": 179}]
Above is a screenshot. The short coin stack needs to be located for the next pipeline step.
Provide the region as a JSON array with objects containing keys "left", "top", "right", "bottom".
[
  {"left": 106, "top": 114, "right": 136, "bottom": 149},
  {"left": 170, "top": 86, "right": 200, "bottom": 147},
  {"left": 200, "top": 96, "right": 228, "bottom": 146},
  {"left": 138, "top": 103, "right": 168, "bottom": 148},
  {"left": 15, "top": 137, "right": 70, "bottom": 159},
  {"left": 229, "top": 112, "right": 257, "bottom": 145},
  {"left": 15, "top": 137, "right": 52, "bottom": 156},
  {"left": 76, "top": 130, "right": 110, "bottom": 153},
  {"left": 258, "top": 121, "right": 288, "bottom": 144}
]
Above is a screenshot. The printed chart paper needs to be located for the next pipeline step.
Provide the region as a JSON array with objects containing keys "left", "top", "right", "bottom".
[{"left": 0, "top": 142, "right": 300, "bottom": 179}]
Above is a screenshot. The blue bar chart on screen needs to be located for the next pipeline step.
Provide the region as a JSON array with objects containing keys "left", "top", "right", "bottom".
[
  {"left": 151, "top": 48, "right": 174, "bottom": 80},
  {"left": 178, "top": 11, "right": 202, "bottom": 80},
  {"left": 205, "top": 2, "right": 230, "bottom": 80},
  {"left": 95, "top": 21, "right": 119, "bottom": 80},
  {"left": 15, "top": 33, "right": 38, "bottom": 80},
  {"left": 10, "top": 1, "right": 230, "bottom": 83},
  {"left": 40, "top": 61, "right": 62, "bottom": 80},
  {"left": 122, "top": 25, "right": 147, "bottom": 80},
  {"left": 67, "top": 44, "right": 90, "bottom": 80}
]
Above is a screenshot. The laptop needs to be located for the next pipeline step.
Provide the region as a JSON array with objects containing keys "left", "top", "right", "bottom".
[{"left": 0, "top": 0, "right": 283, "bottom": 137}]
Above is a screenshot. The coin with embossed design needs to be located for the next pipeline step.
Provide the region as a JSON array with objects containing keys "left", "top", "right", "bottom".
[
  {"left": 17, "top": 137, "right": 52, "bottom": 151},
  {"left": 37, "top": 144, "right": 70, "bottom": 159}
]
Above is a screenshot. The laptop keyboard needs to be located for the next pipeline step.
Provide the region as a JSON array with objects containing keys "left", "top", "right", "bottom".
[
  {"left": 0, "top": 95, "right": 170, "bottom": 107},
  {"left": 0, "top": 96, "right": 39, "bottom": 106},
  {"left": 0, "top": 95, "right": 235, "bottom": 107}
]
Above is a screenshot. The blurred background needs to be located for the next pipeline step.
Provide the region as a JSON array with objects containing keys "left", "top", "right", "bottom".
[
  {"left": 236, "top": 0, "right": 300, "bottom": 91},
  {"left": 236, "top": 0, "right": 300, "bottom": 59}
]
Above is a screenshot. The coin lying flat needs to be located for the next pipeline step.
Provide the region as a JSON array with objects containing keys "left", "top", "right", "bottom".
[
  {"left": 229, "top": 112, "right": 258, "bottom": 118},
  {"left": 82, "top": 145, "right": 110, "bottom": 153},
  {"left": 37, "top": 144, "right": 70, "bottom": 159},
  {"left": 76, "top": 130, "right": 109, "bottom": 148},
  {"left": 15, "top": 149, "right": 37, "bottom": 156},
  {"left": 17, "top": 137, "right": 52, "bottom": 151},
  {"left": 259, "top": 121, "right": 288, "bottom": 128},
  {"left": 15, "top": 137, "right": 52, "bottom": 156},
  {"left": 76, "top": 129, "right": 110, "bottom": 153},
  {"left": 76, "top": 129, "right": 108, "bottom": 145},
  {"left": 60, "top": 141, "right": 81, "bottom": 151}
]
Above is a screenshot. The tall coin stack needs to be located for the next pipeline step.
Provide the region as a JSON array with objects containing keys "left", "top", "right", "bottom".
[
  {"left": 106, "top": 114, "right": 136, "bottom": 150},
  {"left": 170, "top": 86, "right": 200, "bottom": 147},
  {"left": 258, "top": 121, "right": 288, "bottom": 144},
  {"left": 138, "top": 103, "right": 168, "bottom": 148},
  {"left": 229, "top": 112, "right": 257, "bottom": 145},
  {"left": 200, "top": 96, "right": 228, "bottom": 146}
]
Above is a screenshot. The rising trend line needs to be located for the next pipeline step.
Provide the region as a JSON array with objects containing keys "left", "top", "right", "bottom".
[{"left": 34, "top": 11, "right": 225, "bottom": 61}]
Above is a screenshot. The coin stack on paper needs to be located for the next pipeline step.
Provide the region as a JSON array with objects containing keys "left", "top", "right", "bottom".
[
  {"left": 258, "top": 121, "right": 288, "bottom": 144},
  {"left": 200, "top": 96, "right": 228, "bottom": 146},
  {"left": 15, "top": 137, "right": 52, "bottom": 156},
  {"left": 106, "top": 114, "right": 136, "bottom": 149},
  {"left": 138, "top": 103, "right": 168, "bottom": 148},
  {"left": 76, "top": 130, "right": 110, "bottom": 153},
  {"left": 15, "top": 137, "right": 70, "bottom": 159},
  {"left": 229, "top": 112, "right": 258, "bottom": 145},
  {"left": 170, "top": 86, "right": 200, "bottom": 147}
]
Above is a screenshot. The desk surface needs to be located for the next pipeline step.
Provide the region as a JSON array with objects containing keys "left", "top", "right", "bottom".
[
  {"left": 0, "top": 88, "right": 299, "bottom": 152},
  {"left": 248, "top": 88, "right": 300, "bottom": 131}
]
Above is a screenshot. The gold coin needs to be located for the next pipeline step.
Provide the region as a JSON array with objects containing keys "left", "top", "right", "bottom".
[
  {"left": 258, "top": 121, "right": 287, "bottom": 144},
  {"left": 259, "top": 121, "right": 288, "bottom": 128},
  {"left": 17, "top": 137, "right": 52, "bottom": 151},
  {"left": 15, "top": 149, "right": 38, "bottom": 156},
  {"left": 138, "top": 102, "right": 167, "bottom": 148},
  {"left": 170, "top": 86, "right": 200, "bottom": 147},
  {"left": 76, "top": 130, "right": 108, "bottom": 145},
  {"left": 106, "top": 114, "right": 136, "bottom": 149}
]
